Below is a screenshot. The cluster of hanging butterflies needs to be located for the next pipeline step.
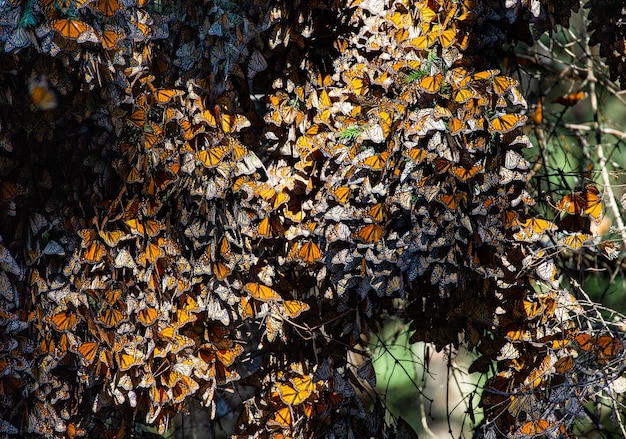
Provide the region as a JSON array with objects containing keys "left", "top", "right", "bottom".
[
  {"left": 1, "top": 0, "right": 624, "bottom": 438},
  {"left": 587, "top": 0, "right": 626, "bottom": 88}
]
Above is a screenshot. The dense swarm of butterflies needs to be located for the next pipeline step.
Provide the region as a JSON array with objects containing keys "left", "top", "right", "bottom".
[
  {"left": 0, "top": 0, "right": 624, "bottom": 438},
  {"left": 586, "top": 0, "right": 626, "bottom": 88}
]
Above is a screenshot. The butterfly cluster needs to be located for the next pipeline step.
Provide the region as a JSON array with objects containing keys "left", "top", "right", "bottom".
[
  {"left": 0, "top": 0, "right": 624, "bottom": 438},
  {"left": 587, "top": 0, "right": 626, "bottom": 88}
]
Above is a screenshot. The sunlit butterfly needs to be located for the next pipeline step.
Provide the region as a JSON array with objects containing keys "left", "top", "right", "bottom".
[
  {"left": 51, "top": 18, "right": 93, "bottom": 40},
  {"left": 82, "top": 241, "right": 106, "bottom": 264},
  {"left": 298, "top": 241, "right": 322, "bottom": 264},
  {"left": 137, "top": 307, "right": 160, "bottom": 326},
  {"left": 76, "top": 341, "right": 98, "bottom": 366},
  {"left": 282, "top": 300, "right": 310, "bottom": 319},
  {"left": 410, "top": 26, "right": 458, "bottom": 49},
  {"left": 418, "top": 73, "right": 443, "bottom": 94},
  {"left": 553, "top": 92, "right": 586, "bottom": 106},
  {"left": 276, "top": 375, "right": 314, "bottom": 406},
  {"left": 116, "top": 346, "right": 145, "bottom": 372},
  {"left": 215, "top": 344, "right": 244, "bottom": 368},
  {"left": 180, "top": 120, "right": 205, "bottom": 140},
  {"left": 559, "top": 233, "right": 591, "bottom": 250},
  {"left": 244, "top": 282, "right": 281, "bottom": 302},
  {"left": 256, "top": 216, "right": 276, "bottom": 238},
  {"left": 492, "top": 76, "right": 518, "bottom": 95},
  {"left": 583, "top": 184, "right": 603, "bottom": 220},
  {"left": 360, "top": 151, "right": 389, "bottom": 170},
  {"left": 355, "top": 223, "right": 384, "bottom": 243},
  {"left": 50, "top": 310, "right": 79, "bottom": 332},
  {"left": 513, "top": 218, "right": 557, "bottom": 241},
  {"left": 127, "top": 108, "right": 145, "bottom": 128},
  {"left": 267, "top": 406, "right": 292, "bottom": 429},
  {"left": 488, "top": 114, "right": 526, "bottom": 133},
  {"left": 452, "top": 164, "right": 481, "bottom": 182},
  {"left": 196, "top": 146, "right": 227, "bottom": 168},
  {"left": 101, "top": 28, "right": 124, "bottom": 50},
  {"left": 153, "top": 89, "right": 184, "bottom": 105}
]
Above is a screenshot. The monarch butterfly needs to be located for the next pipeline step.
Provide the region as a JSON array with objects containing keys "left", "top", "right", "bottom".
[
  {"left": 575, "top": 333, "right": 594, "bottom": 351},
  {"left": 137, "top": 307, "right": 160, "bottom": 326},
  {"left": 360, "top": 151, "right": 389, "bottom": 170},
  {"left": 554, "top": 355, "right": 574, "bottom": 373},
  {"left": 98, "top": 229, "right": 126, "bottom": 247},
  {"left": 163, "top": 107, "right": 183, "bottom": 124},
  {"left": 244, "top": 282, "right": 281, "bottom": 302},
  {"left": 76, "top": 341, "right": 98, "bottom": 365},
  {"left": 282, "top": 300, "right": 310, "bottom": 318},
  {"left": 82, "top": 241, "right": 106, "bottom": 264},
  {"left": 453, "top": 87, "right": 475, "bottom": 103},
  {"left": 213, "top": 261, "right": 231, "bottom": 280},
  {"left": 434, "top": 158, "right": 452, "bottom": 174},
  {"left": 98, "top": 307, "right": 127, "bottom": 328},
  {"left": 559, "top": 233, "right": 591, "bottom": 250},
  {"left": 51, "top": 18, "right": 92, "bottom": 40},
  {"left": 127, "top": 108, "right": 145, "bottom": 128},
  {"left": 277, "top": 375, "right": 314, "bottom": 406},
  {"left": 93, "top": 0, "right": 121, "bottom": 16},
  {"left": 125, "top": 218, "right": 164, "bottom": 237},
  {"left": 519, "top": 419, "right": 550, "bottom": 436},
  {"left": 504, "top": 149, "right": 529, "bottom": 170},
  {"left": 488, "top": 114, "right": 527, "bottom": 133},
  {"left": 553, "top": 92, "right": 587, "bottom": 106},
  {"left": 597, "top": 336, "right": 622, "bottom": 364},
  {"left": 355, "top": 224, "right": 384, "bottom": 243},
  {"left": 409, "top": 26, "right": 437, "bottom": 49},
  {"left": 247, "top": 49, "right": 267, "bottom": 79},
  {"left": 367, "top": 203, "right": 387, "bottom": 222},
  {"left": 298, "top": 241, "right": 322, "bottom": 263},
  {"left": 193, "top": 107, "right": 218, "bottom": 127},
  {"left": 492, "top": 76, "right": 518, "bottom": 95},
  {"left": 513, "top": 218, "right": 557, "bottom": 241},
  {"left": 471, "top": 69, "right": 500, "bottom": 81},
  {"left": 143, "top": 124, "right": 162, "bottom": 149},
  {"left": 197, "top": 146, "right": 227, "bottom": 168},
  {"left": 168, "top": 335, "right": 195, "bottom": 356},
  {"left": 180, "top": 120, "right": 205, "bottom": 140},
  {"left": 137, "top": 241, "right": 164, "bottom": 267},
  {"left": 101, "top": 28, "right": 124, "bottom": 50},
  {"left": 258, "top": 216, "right": 284, "bottom": 238},
  {"left": 347, "top": 76, "right": 367, "bottom": 96},
  {"left": 327, "top": 186, "right": 351, "bottom": 205},
  {"left": 28, "top": 76, "right": 57, "bottom": 111},
  {"left": 216, "top": 344, "right": 244, "bottom": 367},
  {"left": 171, "top": 375, "right": 199, "bottom": 403},
  {"left": 153, "top": 89, "right": 184, "bottom": 105},
  {"left": 388, "top": 10, "right": 412, "bottom": 29},
  {"left": 267, "top": 407, "right": 292, "bottom": 429},
  {"left": 239, "top": 297, "right": 254, "bottom": 319},
  {"left": 536, "top": 259, "right": 557, "bottom": 285},
  {"left": 218, "top": 111, "right": 250, "bottom": 133},
  {"left": 117, "top": 347, "right": 145, "bottom": 371},
  {"left": 50, "top": 310, "right": 79, "bottom": 331},
  {"left": 452, "top": 164, "right": 481, "bottom": 182},
  {"left": 583, "top": 185, "right": 603, "bottom": 220},
  {"left": 418, "top": 73, "right": 443, "bottom": 94}
]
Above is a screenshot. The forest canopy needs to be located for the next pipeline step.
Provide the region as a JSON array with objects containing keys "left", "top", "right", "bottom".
[{"left": 1, "top": 0, "right": 626, "bottom": 437}]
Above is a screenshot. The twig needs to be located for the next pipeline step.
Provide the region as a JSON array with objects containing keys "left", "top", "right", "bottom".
[{"left": 564, "top": 123, "right": 626, "bottom": 141}]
